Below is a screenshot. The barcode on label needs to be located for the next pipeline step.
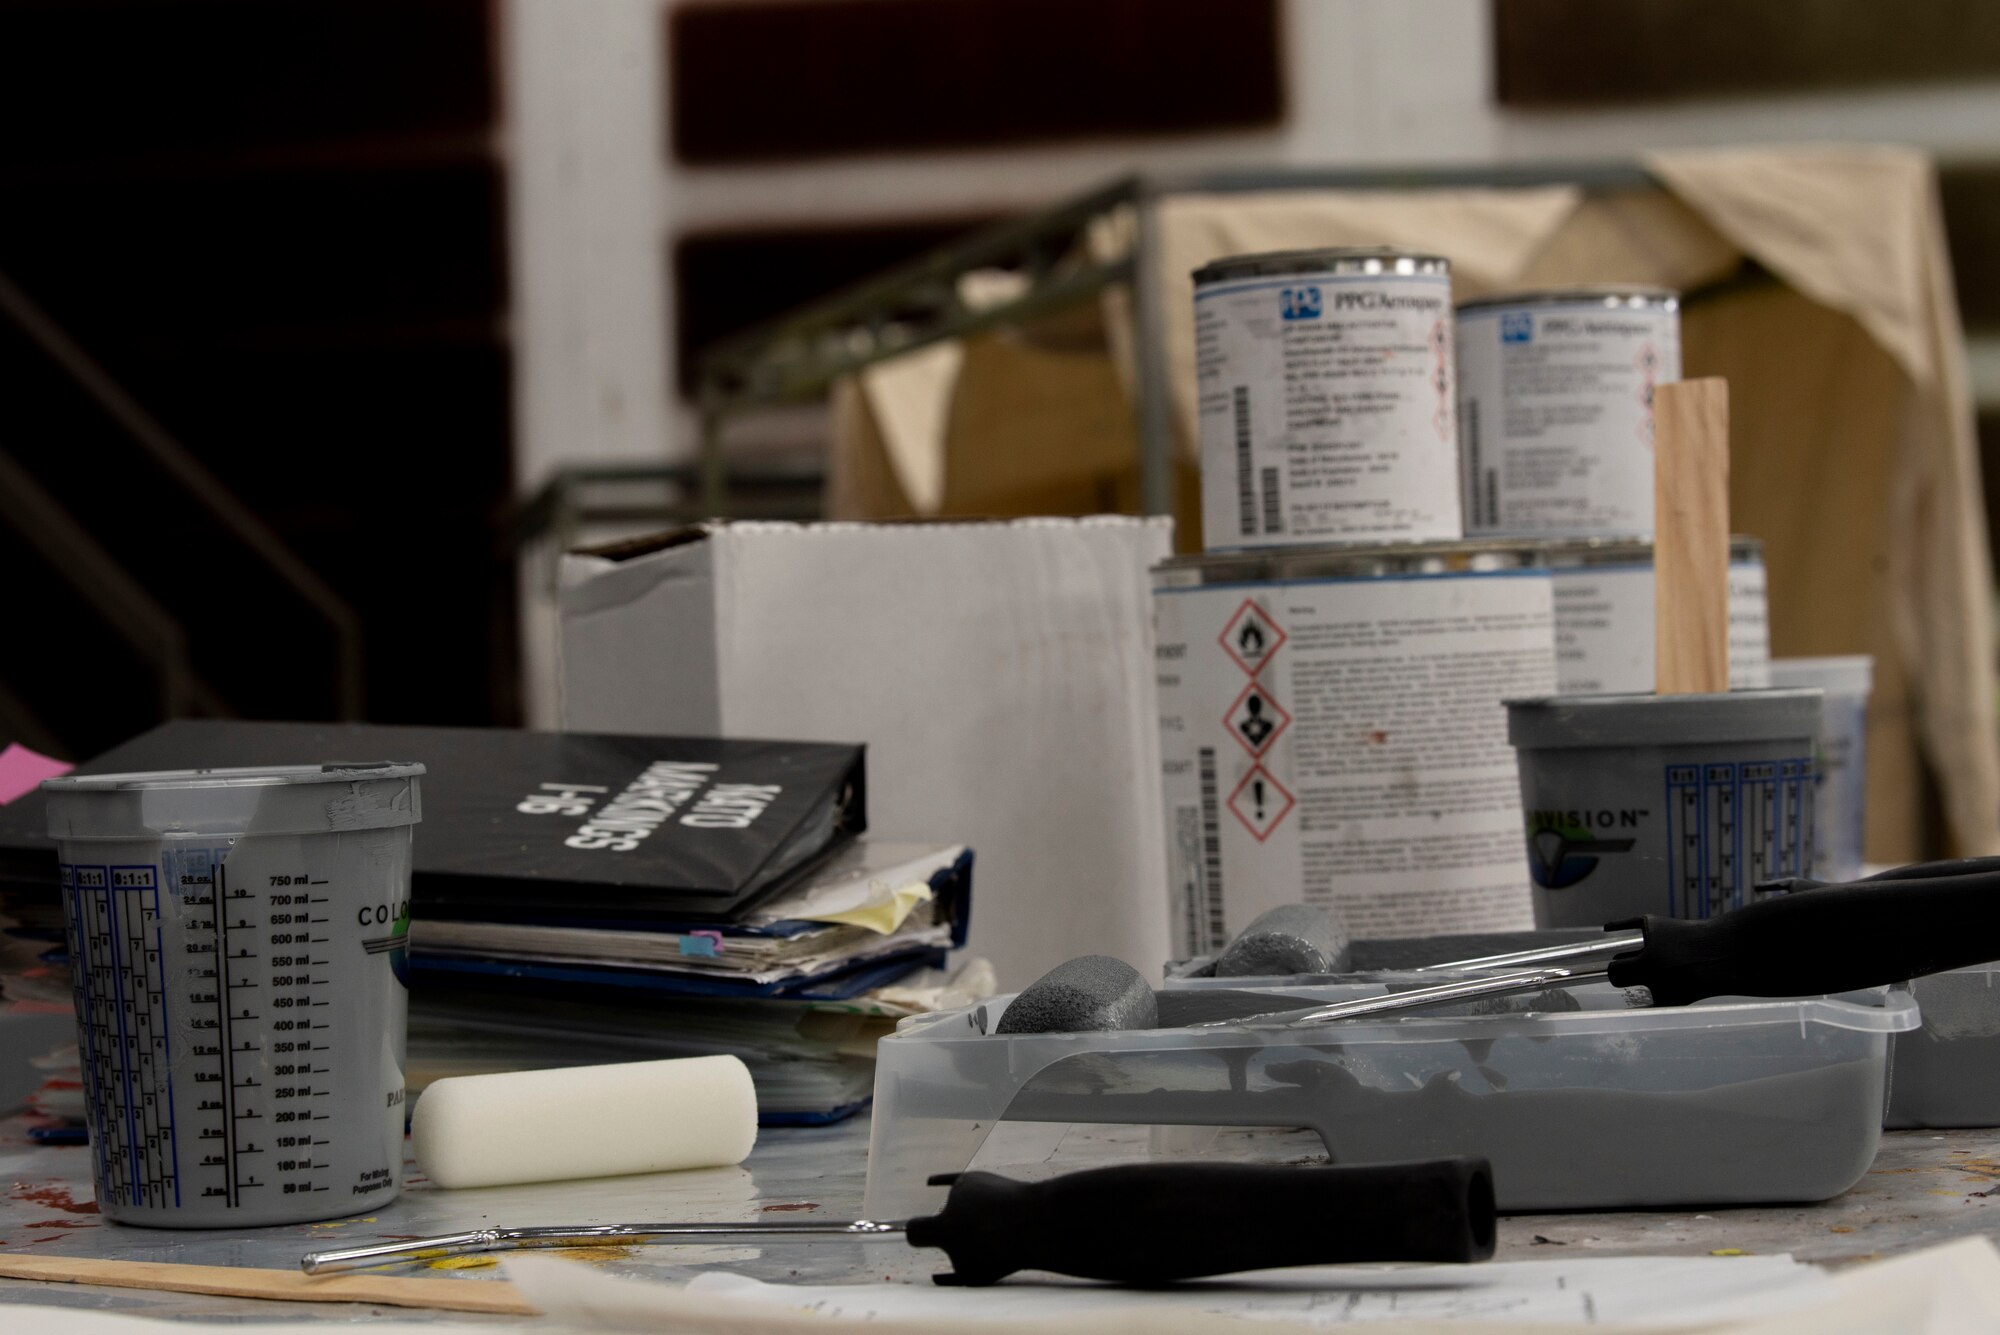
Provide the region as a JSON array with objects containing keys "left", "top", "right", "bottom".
[
  {"left": 1174, "top": 807, "right": 1202, "bottom": 958},
  {"left": 1260, "top": 466, "right": 1282, "bottom": 535},
  {"left": 1233, "top": 387, "right": 1255, "bottom": 537},
  {"left": 1464, "top": 398, "right": 1484, "bottom": 527},
  {"left": 1197, "top": 746, "right": 1225, "bottom": 951}
]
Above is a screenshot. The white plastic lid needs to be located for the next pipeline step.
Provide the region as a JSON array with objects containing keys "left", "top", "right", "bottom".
[
  {"left": 1768, "top": 656, "right": 1874, "bottom": 697},
  {"left": 43, "top": 763, "right": 424, "bottom": 841}
]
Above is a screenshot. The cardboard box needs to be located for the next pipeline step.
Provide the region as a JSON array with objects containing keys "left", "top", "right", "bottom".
[{"left": 559, "top": 518, "right": 1172, "bottom": 986}]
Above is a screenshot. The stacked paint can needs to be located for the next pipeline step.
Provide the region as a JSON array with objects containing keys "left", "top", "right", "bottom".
[
  {"left": 1155, "top": 541, "right": 1555, "bottom": 952},
  {"left": 1457, "top": 288, "right": 1679, "bottom": 541},
  {"left": 1194, "top": 248, "right": 1460, "bottom": 550},
  {"left": 1168, "top": 253, "right": 1800, "bottom": 949},
  {"left": 1175, "top": 248, "right": 1553, "bottom": 949}
]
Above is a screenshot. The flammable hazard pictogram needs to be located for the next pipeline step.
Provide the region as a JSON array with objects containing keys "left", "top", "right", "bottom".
[
  {"left": 1219, "top": 599, "right": 1286, "bottom": 677},
  {"left": 1227, "top": 765, "right": 1295, "bottom": 842},
  {"left": 1224, "top": 679, "right": 1291, "bottom": 758}
]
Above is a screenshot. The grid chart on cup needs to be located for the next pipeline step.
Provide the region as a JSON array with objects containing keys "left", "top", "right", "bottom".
[
  {"left": 62, "top": 859, "right": 181, "bottom": 1210},
  {"left": 1664, "top": 759, "right": 1812, "bottom": 919}
]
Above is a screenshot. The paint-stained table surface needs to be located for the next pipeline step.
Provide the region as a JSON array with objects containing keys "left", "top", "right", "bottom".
[{"left": 7, "top": 1109, "right": 2000, "bottom": 1322}]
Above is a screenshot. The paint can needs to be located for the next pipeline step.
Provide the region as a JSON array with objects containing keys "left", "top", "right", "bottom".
[
  {"left": 1769, "top": 656, "right": 1873, "bottom": 882},
  {"left": 1543, "top": 536, "right": 1771, "bottom": 693},
  {"left": 1193, "top": 248, "right": 1458, "bottom": 552},
  {"left": 1505, "top": 691, "right": 1821, "bottom": 927},
  {"left": 1458, "top": 288, "right": 1680, "bottom": 538},
  {"left": 42, "top": 764, "right": 423, "bottom": 1226},
  {"left": 1154, "top": 541, "right": 1555, "bottom": 952}
]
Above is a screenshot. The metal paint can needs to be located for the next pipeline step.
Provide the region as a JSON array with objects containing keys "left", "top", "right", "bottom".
[
  {"left": 1543, "top": 536, "right": 1771, "bottom": 693},
  {"left": 1153, "top": 540, "right": 1555, "bottom": 953},
  {"left": 1458, "top": 288, "right": 1680, "bottom": 539},
  {"left": 1506, "top": 690, "right": 1820, "bottom": 927},
  {"left": 1193, "top": 248, "right": 1459, "bottom": 552}
]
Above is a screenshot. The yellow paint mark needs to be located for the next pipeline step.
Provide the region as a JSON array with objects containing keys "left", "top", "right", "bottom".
[
  {"left": 426, "top": 1255, "right": 499, "bottom": 1271},
  {"left": 1709, "top": 1248, "right": 1749, "bottom": 1257},
  {"left": 306, "top": 1216, "right": 377, "bottom": 1229},
  {"left": 549, "top": 1246, "right": 635, "bottom": 1266},
  {"left": 1828, "top": 1226, "right": 1855, "bottom": 1234}
]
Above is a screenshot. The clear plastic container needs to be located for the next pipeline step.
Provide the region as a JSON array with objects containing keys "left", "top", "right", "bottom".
[
  {"left": 1887, "top": 964, "right": 2000, "bottom": 1129},
  {"left": 865, "top": 981, "right": 1915, "bottom": 1218}
]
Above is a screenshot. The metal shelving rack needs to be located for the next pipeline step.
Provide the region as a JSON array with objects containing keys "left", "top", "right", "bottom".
[{"left": 692, "top": 162, "right": 1659, "bottom": 521}]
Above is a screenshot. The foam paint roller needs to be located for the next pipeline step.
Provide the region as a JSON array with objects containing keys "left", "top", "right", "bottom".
[
  {"left": 994, "top": 954, "right": 1158, "bottom": 1033},
  {"left": 1213, "top": 904, "right": 1351, "bottom": 978},
  {"left": 303, "top": 1157, "right": 1497, "bottom": 1283},
  {"left": 410, "top": 1055, "right": 757, "bottom": 1189}
]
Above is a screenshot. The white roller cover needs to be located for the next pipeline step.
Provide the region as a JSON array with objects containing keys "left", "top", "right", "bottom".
[{"left": 412, "top": 1055, "right": 757, "bottom": 1189}]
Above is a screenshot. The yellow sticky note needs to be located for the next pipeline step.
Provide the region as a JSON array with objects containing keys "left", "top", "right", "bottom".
[{"left": 804, "top": 881, "right": 933, "bottom": 935}]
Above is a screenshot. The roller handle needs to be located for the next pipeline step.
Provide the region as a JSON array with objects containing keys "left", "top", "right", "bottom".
[
  {"left": 1608, "top": 871, "right": 2000, "bottom": 1007},
  {"left": 905, "top": 1157, "right": 1495, "bottom": 1287}
]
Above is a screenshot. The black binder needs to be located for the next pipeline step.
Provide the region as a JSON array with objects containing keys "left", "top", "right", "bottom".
[{"left": 0, "top": 720, "right": 865, "bottom": 922}]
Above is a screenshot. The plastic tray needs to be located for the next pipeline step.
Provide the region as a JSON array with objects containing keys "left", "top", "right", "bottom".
[
  {"left": 1887, "top": 964, "right": 2000, "bottom": 1129},
  {"left": 865, "top": 981, "right": 1916, "bottom": 1217},
  {"left": 1169, "top": 930, "right": 2000, "bottom": 1132}
]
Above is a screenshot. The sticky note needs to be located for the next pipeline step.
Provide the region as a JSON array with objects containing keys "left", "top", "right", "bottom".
[{"left": 0, "top": 743, "right": 71, "bottom": 805}]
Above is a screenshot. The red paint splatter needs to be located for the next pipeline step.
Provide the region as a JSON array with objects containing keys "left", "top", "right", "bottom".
[
  {"left": 24, "top": 1219, "right": 96, "bottom": 1230},
  {"left": 1368, "top": 730, "right": 1390, "bottom": 744},
  {"left": 8, "top": 1184, "right": 98, "bottom": 1215},
  {"left": 761, "top": 1202, "right": 818, "bottom": 1212}
]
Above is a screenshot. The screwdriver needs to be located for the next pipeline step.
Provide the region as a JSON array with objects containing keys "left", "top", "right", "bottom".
[
  {"left": 302, "top": 1157, "right": 1495, "bottom": 1287},
  {"left": 1412, "top": 857, "right": 2000, "bottom": 975},
  {"left": 1215, "top": 860, "right": 2000, "bottom": 1027}
]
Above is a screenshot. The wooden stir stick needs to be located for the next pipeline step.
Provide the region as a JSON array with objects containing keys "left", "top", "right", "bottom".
[{"left": 1652, "top": 378, "right": 1731, "bottom": 695}]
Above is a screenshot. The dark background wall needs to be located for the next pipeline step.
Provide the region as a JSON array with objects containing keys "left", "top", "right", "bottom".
[{"left": 0, "top": 0, "right": 514, "bottom": 759}]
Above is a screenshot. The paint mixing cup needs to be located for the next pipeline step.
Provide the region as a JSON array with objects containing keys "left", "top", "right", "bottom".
[
  {"left": 1506, "top": 691, "right": 1820, "bottom": 927},
  {"left": 1769, "top": 657, "right": 1873, "bottom": 883},
  {"left": 42, "top": 764, "right": 423, "bottom": 1227}
]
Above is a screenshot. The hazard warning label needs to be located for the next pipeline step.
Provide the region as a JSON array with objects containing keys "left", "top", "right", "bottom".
[
  {"left": 1218, "top": 600, "right": 1285, "bottom": 678},
  {"left": 1225, "top": 679, "right": 1290, "bottom": 758},
  {"left": 1227, "top": 765, "right": 1293, "bottom": 842}
]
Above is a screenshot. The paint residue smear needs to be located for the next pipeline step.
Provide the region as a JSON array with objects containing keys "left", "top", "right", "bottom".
[
  {"left": 762, "top": 1202, "right": 818, "bottom": 1213},
  {"left": 9, "top": 1184, "right": 98, "bottom": 1214}
]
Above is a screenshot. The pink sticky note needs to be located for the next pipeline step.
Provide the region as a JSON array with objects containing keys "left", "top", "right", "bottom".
[{"left": 0, "top": 743, "right": 73, "bottom": 805}]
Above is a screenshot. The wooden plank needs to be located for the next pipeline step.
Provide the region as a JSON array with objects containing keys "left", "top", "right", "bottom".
[
  {"left": 0, "top": 1254, "right": 536, "bottom": 1315},
  {"left": 1653, "top": 378, "right": 1731, "bottom": 695}
]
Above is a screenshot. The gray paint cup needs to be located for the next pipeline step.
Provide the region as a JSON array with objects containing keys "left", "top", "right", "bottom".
[
  {"left": 1506, "top": 690, "right": 1822, "bottom": 927},
  {"left": 1769, "top": 656, "right": 1872, "bottom": 882},
  {"left": 43, "top": 764, "right": 422, "bottom": 1227}
]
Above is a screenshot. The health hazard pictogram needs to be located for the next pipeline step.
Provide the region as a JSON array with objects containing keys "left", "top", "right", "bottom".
[
  {"left": 1219, "top": 600, "right": 1286, "bottom": 677},
  {"left": 1225, "top": 679, "right": 1291, "bottom": 758},
  {"left": 1227, "top": 765, "right": 1295, "bottom": 842}
]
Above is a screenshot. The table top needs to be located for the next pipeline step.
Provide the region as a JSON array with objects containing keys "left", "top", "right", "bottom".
[{"left": 7, "top": 1106, "right": 2000, "bottom": 1323}]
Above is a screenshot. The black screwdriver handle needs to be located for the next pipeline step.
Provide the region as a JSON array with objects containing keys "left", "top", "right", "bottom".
[
  {"left": 1858, "top": 857, "right": 2000, "bottom": 883},
  {"left": 903, "top": 1157, "right": 1494, "bottom": 1287},
  {"left": 1608, "top": 871, "right": 2000, "bottom": 1006}
]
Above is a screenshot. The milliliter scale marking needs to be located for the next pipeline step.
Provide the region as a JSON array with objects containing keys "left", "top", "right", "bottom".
[{"left": 70, "top": 849, "right": 350, "bottom": 1214}]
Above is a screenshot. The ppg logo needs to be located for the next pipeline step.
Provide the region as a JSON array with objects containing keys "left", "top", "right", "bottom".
[
  {"left": 1280, "top": 286, "right": 1322, "bottom": 320},
  {"left": 1500, "top": 311, "right": 1533, "bottom": 343}
]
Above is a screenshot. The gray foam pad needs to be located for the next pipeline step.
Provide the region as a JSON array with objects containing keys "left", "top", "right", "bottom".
[
  {"left": 995, "top": 955, "right": 1159, "bottom": 1034},
  {"left": 1213, "top": 904, "right": 1351, "bottom": 978}
]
